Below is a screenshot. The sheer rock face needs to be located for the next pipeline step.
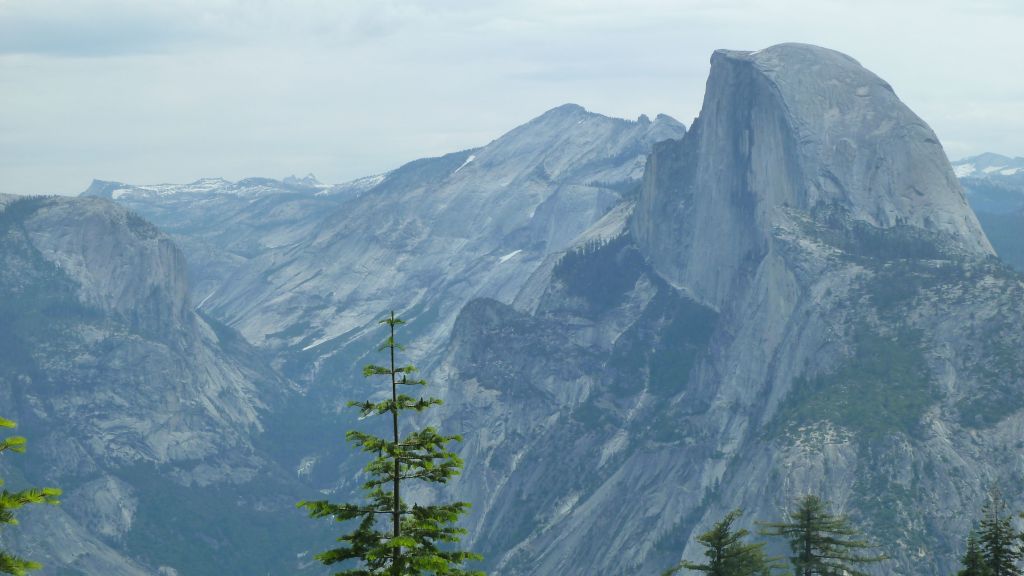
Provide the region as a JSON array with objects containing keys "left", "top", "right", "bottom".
[
  {"left": 206, "top": 105, "right": 684, "bottom": 361},
  {"left": 0, "top": 196, "right": 287, "bottom": 574},
  {"left": 18, "top": 197, "right": 191, "bottom": 336},
  {"left": 28, "top": 44, "right": 1017, "bottom": 576},
  {"left": 2, "top": 196, "right": 276, "bottom": 466},
  {"left": 632, "top": 43, "right": 992, "bottom": 309},
  {"left": 53, "top": 107, "right": 684, "bottom": 573},
  {"left": 100, "top": 105, "right": 685, "bottom": 379},
  {"left": 436, "top": 45, "right": 1019, "bottom": 576}
]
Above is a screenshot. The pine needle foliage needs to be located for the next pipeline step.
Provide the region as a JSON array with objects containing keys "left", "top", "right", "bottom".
[
  {"left": 978, "top": 491, "right": 1022, "bottom": 576},
  {"left": 664, "top": 509, "right": 781, "bottom": 576},
  {"left": 758, "top": 494, "right": 885, "bottom": 576},
  {"left": 298, "top": 312, "right": 482, "bottom": 576},
  {"left": 0, "top": 417, "right": 61, "bottom": 576},
  {"left": 959, "top": 532, "right": 993, "bottom": 576}
]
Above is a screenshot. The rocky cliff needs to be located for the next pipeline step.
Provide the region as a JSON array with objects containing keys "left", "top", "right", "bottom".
[
  {"left": 80, "top": 176, "right": 357, "bottom": 308},
  {"left": 50, "top": 44, "right": 1024, "bottom": 575},
  {"left": 632, "top": 44, "right": 991, "bottom": 310},
  {"left": 69, "top": 105, "right": 687, "bottom": 573},
  {"left": 435, "top": 44, "right": 1023, "bottom": 575},
  {"left": 197, "top": 105, "right": 684, "bottom": 363},
  {"left": 0, "top": 195, "right": 319, "bottom": 575}
]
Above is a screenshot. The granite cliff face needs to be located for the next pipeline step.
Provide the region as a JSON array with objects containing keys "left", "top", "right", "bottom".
[
  {"left": 35, "top": 44, "right": 1021, "bottom": 575},
  {"left": 66, "top": 106, "right": 686, "bottom": 573},
  {"left": 197, "top": 105, "right": 684, "bottom": 363},
  {"left": 632, "top": 44, "right": 991, "bottom": 309},
  {"left": 0, "top": 195, "right": 318, "bottom": 575},
  {"left": 80, "top": 175, "right": 358, "bottom": 309},
  {"left": 92, "top": 106, "right": 686, "bottom": 382},
  {"left": 435, "top": 44, "right": 1023, "bottom": 575}
]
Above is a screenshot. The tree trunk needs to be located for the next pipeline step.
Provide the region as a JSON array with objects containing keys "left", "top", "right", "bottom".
[{"left": 390, "top": 312, "right": 401, "bottom": 576}]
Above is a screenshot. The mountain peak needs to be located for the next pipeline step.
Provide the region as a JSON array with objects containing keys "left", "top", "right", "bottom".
[
  {"left": 952, "top": 152, "right": 1024, "bottom": 179},
  {"left": 633, "top": 43, "right": 994, "bottom": 306},
  {"left": 465, "top": 103, "right": 685, "bottom": 187},
  {"left": 540, "top": 103, "right": 588, "bottom": 117},
  {"left": 961, "top": 152, "right": 1023, "bottom": 165},
  {"left": 282, "top": 173, "right": 321, "bottom": 188},
  {"left": 713, "top": 42, "right": 864, "bottom": 69},
  {"left": 82, "top": 179, "right": 127, "bottom": 198},
  {"left": 707, "top": 42, "right": 989, "bottom": 250}
]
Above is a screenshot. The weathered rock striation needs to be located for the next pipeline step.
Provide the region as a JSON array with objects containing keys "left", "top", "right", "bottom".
[
  {"left": 40, "top": 43, "right": 1024, "bottom": 575},
  {"left": 436, "top": 44, "right": 1023, "bottom": 575},
  {"left": 633, "top": 44, "right": 991, "bottom": 309},
  {"left": 0, "top": 195, "right": 311, "bottom": 575}
]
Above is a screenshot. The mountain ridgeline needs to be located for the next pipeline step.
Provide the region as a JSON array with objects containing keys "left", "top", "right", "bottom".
[
  {"left": 952, "top": 153, "right": 1024, "bottom": 272},
  {"left": 0, "top": 195, "right": 322, "bottom": 575},
  {"left": 435, "top": 44, "right": 1022, "bottom": 575},
  {"left": 9, "top": 106, "right": 686, "bottom": 574},
  {"left": 0, "top": 42, "right": 1019, "bottom": 575}
]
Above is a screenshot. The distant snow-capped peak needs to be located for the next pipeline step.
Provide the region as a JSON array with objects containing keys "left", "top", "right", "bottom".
[{"left": 952, "top": 153, "right": 1024, "bottom": 179}]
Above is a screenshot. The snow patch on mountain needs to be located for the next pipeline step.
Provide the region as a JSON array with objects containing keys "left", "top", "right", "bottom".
[
  {"left": 498, "top": 249, "right": 522, "bottom": 263},
  {"left": 453, "top": 154, "right": 476, "bottom": 175},
  {"left": 954, "top": 163, "right": 976, "bottom": 177}
]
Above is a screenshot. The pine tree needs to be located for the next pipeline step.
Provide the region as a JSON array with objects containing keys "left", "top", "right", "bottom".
[
  {"left": 298, "top": 312, "right": 482, "bottom": 576},
  {"left": 959, "top": 532, "right": 993, "bottom": 576},
  {"left": 758, "top": 494, "right": 885, "bottom": 576},
  {"left": 0, "top": 417, "right": 61, "bottom": 576},
  {"left": 664, "top": 509, "right": 779, "bottom": 576},
  {"left": 978, "top": 491, "right": 1022, "bottom": 576}
]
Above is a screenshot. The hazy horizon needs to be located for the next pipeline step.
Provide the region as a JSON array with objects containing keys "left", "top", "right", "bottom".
[{"left": 2, "top": 0, "right": 1022, "bottom": 196}]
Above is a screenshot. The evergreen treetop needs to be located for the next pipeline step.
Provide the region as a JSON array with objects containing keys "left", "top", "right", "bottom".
[
  {"left": 758, "top": 494, "right": 885, "bottom": 576},
  {"left": 958, "top": 531, "right": 993, "bottom": 576},
  {"left": 664, "top": 509, "right": 780, "bottom": 576},
  {"left": 0, "top": 417, "right": 62, "bottom": 576},
  {"left": 978, "top": 491, "right": 1022, "bottom": 576},
  {"left": 298, "top": 312, "right": 482, "bottom": 576}
]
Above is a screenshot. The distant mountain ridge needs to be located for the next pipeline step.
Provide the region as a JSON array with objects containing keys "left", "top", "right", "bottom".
[
  {"left": 953, "top": 152, "right": 1024, "bottom": 272},
  {"left": 432, "top": 44, "right": 1024, "bottom": 575},
  {"left": 0, "top": 194, "right": 320, "bottom": 575},
  {"left": 7, "top": 45, "right": 1016, "bottom": 575},
  {"left": 88, "top": 104, "right": 686, "bottom": 363},
  {"left": 25, "top": 103, "right": 688, "bottom": 574},
  {"left": 952, "top": 152, "right": 1024, "bottom": 179},
  {"left": 84, "top": 175, "right": 325, "bottom": 199}
]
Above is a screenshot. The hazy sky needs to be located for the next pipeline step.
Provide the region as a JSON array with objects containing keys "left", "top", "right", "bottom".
[{"left": 2, "top": 0, "right": 1022, "bottom": 196}]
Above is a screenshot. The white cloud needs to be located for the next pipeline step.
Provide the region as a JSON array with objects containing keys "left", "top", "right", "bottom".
[{"left": 0, "top": 0, "right": 1021, "bottom": 195}]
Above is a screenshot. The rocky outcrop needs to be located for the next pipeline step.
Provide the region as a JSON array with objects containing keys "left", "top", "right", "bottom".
[
  {"left": 632, "top": 43, "right": 992, "bottom": 310},
  {"left": 0, "top": 195, "right": 304, "bottom": 575},
  {"left": 57, "top": 105, "right": 686, "bottom": 574},
  {"left": 81, "top": 177, "right": 353, "bottom": 305},
  {"left": 435, "top": 44, "right": 1021, "bottom": 575},
  {"left": 97, "top": 105, "right": 685, "bottom": 385},
  {"left": 197, "top": 105, "right": 684, "bottom": 363},
  {"left": 42, "top": 45, "right": 1023, "bottom": 575}
]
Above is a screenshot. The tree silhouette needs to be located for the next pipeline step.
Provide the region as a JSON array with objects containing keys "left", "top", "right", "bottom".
[
  {"left": 665, "top": 509, "right": 779, "bottom": 576},
  {"left": 759, "top": 495, "right": 884, "bottom": 576},
  {"left": 0, "top": 417, "right": 61, "bottom": 576},
  {"left": 298, "top": 312, "right": 481, "bottom": 575}
]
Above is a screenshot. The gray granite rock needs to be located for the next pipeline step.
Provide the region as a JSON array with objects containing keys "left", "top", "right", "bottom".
[{"left": 434, "top": 44, "right": 1022, "bottom": 575}]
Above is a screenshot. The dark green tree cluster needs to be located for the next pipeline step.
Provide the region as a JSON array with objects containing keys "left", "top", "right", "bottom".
[
  {"left": 663, "top": 509, "right": 780, "bottom": 576},
  {"left": 1, "top": 417, "right": 61, "bottom": 576},
  {"left": 957, "top": 491, "right": 1024, "bottom": 576},
  {"left": 299, "top": 312, "right": 481, "bottom": 576},
  {"left": 665, "top": 495, "right": 885, "bottom": 576},
  {"left": 759, "top": 495, "right": 886, "bottom": 576}
]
